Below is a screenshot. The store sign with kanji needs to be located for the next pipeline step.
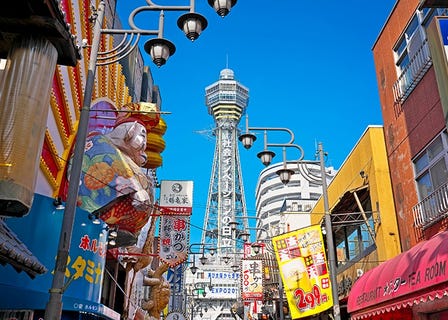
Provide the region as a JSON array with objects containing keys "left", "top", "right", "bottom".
[
  {"left": 272, "top": 225, "right": 333, "bottom": 319},
  {"left": 158, "top": 181, "right": 193, "bottom": 266},
  {"left": 241, "top": 258, "right": 263, "bottom": 300},
  {"left": 159, "top": 180, "right": 193, "bottom": 215}
]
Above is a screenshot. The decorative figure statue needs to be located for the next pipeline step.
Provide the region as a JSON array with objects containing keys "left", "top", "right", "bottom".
[
  {"left": 122, "top": 211, "right": 158, "bottom": 319},
  {"left": 141, "top": 263, "right": 171, "bottom": 319},
  {"left": 62, "top": 101, "right": 160, "bottom": 246}
]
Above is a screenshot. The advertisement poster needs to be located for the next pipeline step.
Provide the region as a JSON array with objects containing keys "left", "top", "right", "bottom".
[
  {"left": 272, "top": 225, "right": 333, "bottom": 318},
  {"left": 241, "top": 258, "right": 263, "bottom": 300}
]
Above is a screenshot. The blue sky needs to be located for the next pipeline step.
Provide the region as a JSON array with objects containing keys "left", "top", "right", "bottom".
[{"left": 117, "top": 0, "right": 397, "bottom": 244}]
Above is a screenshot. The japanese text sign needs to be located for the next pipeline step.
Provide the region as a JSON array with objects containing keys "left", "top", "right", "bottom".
[
  {"left": 159, "top": 215, "right": 189, "bottom": 267},
  {"left": 159, "top": 180, "right": 193, "bottom": 215},
  {"left": 272, "top": 225, "right": 333, "bottom": 318},
  {"left": 241, "top": 258, "right": 263, "bottom": 300}
]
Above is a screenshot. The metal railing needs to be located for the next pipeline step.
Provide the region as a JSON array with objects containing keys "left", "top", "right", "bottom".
[
  {"left": 413, "top": 181, "right": 448, "bottom": 229},
  {"left": 393, "top": 38, "right": 432, "bottom": 106}
]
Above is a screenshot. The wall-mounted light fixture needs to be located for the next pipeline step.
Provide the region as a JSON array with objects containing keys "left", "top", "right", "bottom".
[
  {"left": 199, "top": 252, "right": 208, "bottom": 265},
  {"left": 88, "top": 213, "right": 101, "bottom": 225},
  {"left": 53, "top": 197, "right": 65, "bottom": 210},
  {"left": 251, "top": 243, "right": 262, "bottom": 255}
]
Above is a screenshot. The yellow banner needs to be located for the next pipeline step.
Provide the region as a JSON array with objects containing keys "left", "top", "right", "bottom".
[{"left": 272, "top": 225, "right": 333, "bottom": 318}]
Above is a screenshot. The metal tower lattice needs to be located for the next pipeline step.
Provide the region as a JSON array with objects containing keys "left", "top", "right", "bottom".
[
  {"left": 184, "top": 69, "right": 250, "bottom": 320},
  {"left": 201, "top": 68, "right": 250, "bottom": 254}
]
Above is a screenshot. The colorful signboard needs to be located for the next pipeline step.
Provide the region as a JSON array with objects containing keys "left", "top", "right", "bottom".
[
  {"left": 167, "top": 264, "right": 185, "bottom": 311},
  {"left": 272, "top": 225, "right": 333, "bottom": 318},
  {"left": 159, "top": 180, "right": 193, "bottom": 215},
  {"left": 0, "top": 194, "right": 116, "bottom": 318},
  {"left": 241, "top": 258, "right": 264, "bottom": 300},
  {"left": 158, "top": 181, "right": 193, "bottom": 266},
  {"left": 206, "top": 271, "right": 240, "bottom": 299},
  {"left": 159, "top": 215, "right": 189, "bottom": 267}
]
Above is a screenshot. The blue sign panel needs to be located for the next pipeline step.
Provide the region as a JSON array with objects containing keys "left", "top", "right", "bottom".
[
  {"left": 0, "top": 193, "right": 107, "bottom": 311},
  {"left": 439, "top": 18, "right": 448, "bottom": 45}
]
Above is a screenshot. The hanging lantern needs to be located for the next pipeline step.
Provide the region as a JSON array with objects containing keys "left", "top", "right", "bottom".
[
  {"left": 0, "top": 36, "right": 58, "bottom": 216},
  {"left": 143, "top": 117, "right": 167, "bottom": 169}
]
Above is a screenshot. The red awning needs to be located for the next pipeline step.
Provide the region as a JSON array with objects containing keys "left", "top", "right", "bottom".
[{"left": 348, "top": 230, "right": 448, "bottom": 319}]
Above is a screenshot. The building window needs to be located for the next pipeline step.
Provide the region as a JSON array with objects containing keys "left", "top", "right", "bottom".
[
  {"left": 335, "top": 220, "right": 375, "bottom": 267},
  {"left": 414, "top": 131, "right": 448, "bottom": 200},
  {"left": 392, "top": 8, "right": 447, "bottom": 104},
  {"left": 331, "top": 189, "right": 375, "bottom": 268}
]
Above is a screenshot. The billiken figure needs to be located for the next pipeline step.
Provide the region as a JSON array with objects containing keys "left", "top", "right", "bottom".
[{"left": 64, "top": 102, "right": 160, "bottom": 246}]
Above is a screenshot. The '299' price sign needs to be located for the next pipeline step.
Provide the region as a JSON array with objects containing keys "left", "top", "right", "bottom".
[{"left": 293, "top": 284, "right": 328, "bottom": 311}]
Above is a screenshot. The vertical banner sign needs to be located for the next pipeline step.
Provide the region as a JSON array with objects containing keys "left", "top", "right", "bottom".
[
  {"left": 427, "top": 16, "right": 448, "bottom": 130},
  {"left": 167, "top": 264, "right": 184, "bottom": 311},
  {"left": 241, "top": 258, "right": 263, "bottom": 300},
  {"left": 272, "top": 225, "right": 333, "bottom": 319},
  {"left": 159, "top": 181, "right": 193, "bottom": 267}
]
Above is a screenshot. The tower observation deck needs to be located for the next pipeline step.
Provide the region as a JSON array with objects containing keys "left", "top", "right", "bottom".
[{"left": 202, "top": 68, "right": 249, "bottom": 255}]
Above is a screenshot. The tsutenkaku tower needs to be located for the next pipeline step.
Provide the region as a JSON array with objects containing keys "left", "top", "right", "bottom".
[{"left": 202, "top": 68, "right": 249, "bottom": 255}]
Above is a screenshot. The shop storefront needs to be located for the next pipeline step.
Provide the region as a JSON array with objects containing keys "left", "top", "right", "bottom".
[
  {"left": 0, "top": 194, "right": 120, "bottom": 320},
  {"left": 347, "top": 231, "right": 448, "bottom": 319}
]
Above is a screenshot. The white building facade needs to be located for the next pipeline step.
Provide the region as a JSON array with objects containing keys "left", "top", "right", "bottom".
[{"left": 255, "top": 160, "right": 337, "bottom": 239}]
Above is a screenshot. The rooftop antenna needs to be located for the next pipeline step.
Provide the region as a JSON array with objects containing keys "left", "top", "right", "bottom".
[{"left": 226, "top": 54, "right": 229, "bottom": 68}]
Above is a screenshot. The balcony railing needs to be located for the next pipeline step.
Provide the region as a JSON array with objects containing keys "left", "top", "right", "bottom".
[
  {"left": 393, "top": 38, "right": 432, "bottom": 106},
  {"left": 413, "top": 181, "right": 448, "bottom": 230}
]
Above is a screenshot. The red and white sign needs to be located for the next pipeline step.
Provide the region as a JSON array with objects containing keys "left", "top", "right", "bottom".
[
  {"left": 241, "top": 258, "right": 263, "bottom": 300},
  {"left": 159, "top": 180, "right": 193, "bottom": 215}
]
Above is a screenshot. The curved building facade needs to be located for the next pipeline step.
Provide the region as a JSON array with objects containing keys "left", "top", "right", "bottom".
[{"left": 255, "top": 160, "right": 337, "bottom": 239}]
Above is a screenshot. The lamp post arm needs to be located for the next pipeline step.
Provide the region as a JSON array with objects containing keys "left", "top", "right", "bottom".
[
  {"left": 129, "top": 2, "right": 192, "bottom": 31},
  {"left": 248, "top": 127, "right": 295, "bottom": 146},
  {"left": 96, "top": 32, "right": 142, "bottom": 66},
  {"left": 44, "top": 2, "right": 106, "bottom": 320},
  {"left": 188, "top": 242, "right": 216, "bottom": 254},
  {"left": 246, "top": 126, "right": 304, "bottom": 161}
]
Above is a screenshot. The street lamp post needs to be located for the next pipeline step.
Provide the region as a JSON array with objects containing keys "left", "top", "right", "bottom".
[
  {"left": 44, "top": 1, "right": 236, "bottom": 319},
  {"left": 317, "top": 141, "right": 341, "bottom": 320},
  {"left": 238, "top": 120, "right": 341, "bottom": 320}
]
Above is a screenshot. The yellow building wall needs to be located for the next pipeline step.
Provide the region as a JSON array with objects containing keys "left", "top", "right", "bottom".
[{"left": 310, "top": 126, "right": 401, "bottom": 297}]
